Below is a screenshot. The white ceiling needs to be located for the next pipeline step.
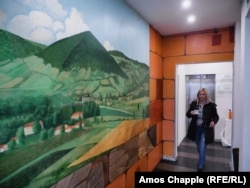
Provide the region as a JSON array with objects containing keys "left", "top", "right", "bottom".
[{"left": 124, "top": 0, "right": 242, "bottom": 36}]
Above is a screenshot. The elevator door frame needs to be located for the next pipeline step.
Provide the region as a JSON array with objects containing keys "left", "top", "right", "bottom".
[{"left": 174, "top": 62, "right": 233, "bottom": 161}]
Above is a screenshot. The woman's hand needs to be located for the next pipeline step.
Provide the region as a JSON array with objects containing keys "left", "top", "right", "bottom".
[
  {"left": 209, "top": 121, "right": 215, "bottom": 127},
  {"left": 191, "top": 110, "right": 199, "bottom": 115}
]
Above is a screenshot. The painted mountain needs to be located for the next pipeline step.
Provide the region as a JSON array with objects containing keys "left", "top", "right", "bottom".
[{"left": 35, "top": 31, "right": 127, "bottom": 77}]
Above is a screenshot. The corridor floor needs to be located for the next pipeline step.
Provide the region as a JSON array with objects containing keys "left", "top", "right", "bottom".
[{"left": 154, "top": 137, "right": 232, "bottom": 172}]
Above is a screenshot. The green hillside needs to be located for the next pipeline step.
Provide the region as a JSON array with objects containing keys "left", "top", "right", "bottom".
[{"left": 0, "top": 30, "right": 149, "bottom": 100}]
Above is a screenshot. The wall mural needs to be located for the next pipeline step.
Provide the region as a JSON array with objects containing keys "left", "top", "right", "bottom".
[{"left": 0, "top": 0, "right": 149, "bottom": 187}]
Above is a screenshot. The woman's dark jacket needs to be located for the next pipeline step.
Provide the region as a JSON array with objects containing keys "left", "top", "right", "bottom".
[{"left": 186, "top": 101, "right": 219, "bottom": 144}]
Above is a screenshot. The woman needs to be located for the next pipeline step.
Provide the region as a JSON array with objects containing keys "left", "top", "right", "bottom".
[{"left": 186, "top": 88, "right": 219, "bottom": 172}]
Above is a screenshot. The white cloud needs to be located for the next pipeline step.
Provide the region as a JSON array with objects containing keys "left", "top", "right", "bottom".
[
  {"left": 29, "top": 11, "right": 53, "bottom": 28},
  {"left": 103, "top": 40, "right": 115, "bottom": 51},
  {"left": 7, "top": 11, "right": 55, "bottom": 44},
  {"left": 5, "top": 1, "right": 89, "bottom": 45},
  {"left": 7, "top": 15, "right": 34, "bottom": 37},
  {"left": 24, "top": 0, "right": 67, "bottom": 20},
  {"left": 56, "top": 7, "right": 89, "bottom": 41},
  {"left": 43, "top": 0, "right": 67, "bottom": 19},
  {"left": 52, "top": 21, "right": 64, "bottom": 32},
  {"left": 30, "top": 27, "right": 54, "bottom": 44}
]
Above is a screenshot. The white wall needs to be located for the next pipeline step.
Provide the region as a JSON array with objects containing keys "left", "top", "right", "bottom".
[
  {"left": 233, "top": 0, "right": 250, "bottom": 171},
  {"left": 175, "top": 62, "right": 233, "bottom": 149}
]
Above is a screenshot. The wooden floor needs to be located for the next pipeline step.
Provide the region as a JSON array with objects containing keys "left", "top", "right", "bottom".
[{"left": 154, "top": 137, "right": 232, "bottom": 172}]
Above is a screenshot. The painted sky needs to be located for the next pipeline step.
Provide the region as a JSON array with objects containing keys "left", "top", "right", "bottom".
[{"left": 0, "top": 0, "right": 149, "bottom": 64}]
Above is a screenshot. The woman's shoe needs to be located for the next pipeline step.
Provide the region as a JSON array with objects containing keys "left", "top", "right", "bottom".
[{"left": 197, "top": 168, "right": 203, "bottom": 172}]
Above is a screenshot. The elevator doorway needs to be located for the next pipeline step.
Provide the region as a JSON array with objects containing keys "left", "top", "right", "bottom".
[
  {"left": 185, "top": 74, "right": 215, "bottom": 131},
  {"left": 174, "top": 62, "right": 233, "bottom": 161}
]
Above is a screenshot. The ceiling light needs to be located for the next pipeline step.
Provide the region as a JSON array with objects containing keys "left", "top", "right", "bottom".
[
  {"left": 182, "top": 0, "right": 191, "bottom": 9},
  {"left": 187, "top": 15, "right": 195, "bottom": 23}
]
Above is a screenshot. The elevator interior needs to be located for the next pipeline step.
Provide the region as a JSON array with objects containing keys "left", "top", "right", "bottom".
[{"left": 186, "top": 74, "right": 216, "bottom": 131}]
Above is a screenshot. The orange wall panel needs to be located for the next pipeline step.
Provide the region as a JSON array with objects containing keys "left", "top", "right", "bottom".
[
  {"left": 150, "top": 52, "right": 163, "bottom": 79},
  {"left": 162, "top": 120, "right": 174, "bottom": 141},
  {"left": 162, "top": 36, "right": 185, "bottom": 57},
  {"left": 150, "top": 26, "right": 162, "bottom": 55},
  {"left": 163, "top": 99, "right": 174, "bottom": 120},
  {"left": 156, "top": 120, "right": 163, "bottom": 145},
  {"left": 150, "top": 26, "right": 157, "bottom": 53},
  {"left": 150, "top": 79, "right": 157, "bottom": 101},
  {"left": 163, "top": 79, "right": 174, "bottom": 98},
  {"left": 163, "top": 141, "right": 174, "bottom": 157},
  {"left": 163, "top": 60, "right": 176, "bottom": 79},
  {"left": 150, "top": 99, "right": 163, "bottom": 125},
  {"left": 186, "top": 33, "right": 211, "bottom": 54},
  {"left": 186, "top": 31, "right": 234, "bottom": 55},
  {"left": 156, "top": 79, "right": 163, "bottom": 99}
]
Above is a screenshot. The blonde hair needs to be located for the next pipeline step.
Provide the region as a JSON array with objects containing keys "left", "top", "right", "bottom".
[{"left": 196, "top": 88, "right": 213, "bottom": 103}]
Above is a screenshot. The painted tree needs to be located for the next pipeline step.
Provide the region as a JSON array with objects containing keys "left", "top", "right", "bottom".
[
  {"left": 32, "top": 120, "right": 41, "bottom": 134},
  {"left": 40, "top": 129, "right": 48, "bottom": 141},
  {"left": 16, "top": 126, "right": 25, "bottom": 145}
]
